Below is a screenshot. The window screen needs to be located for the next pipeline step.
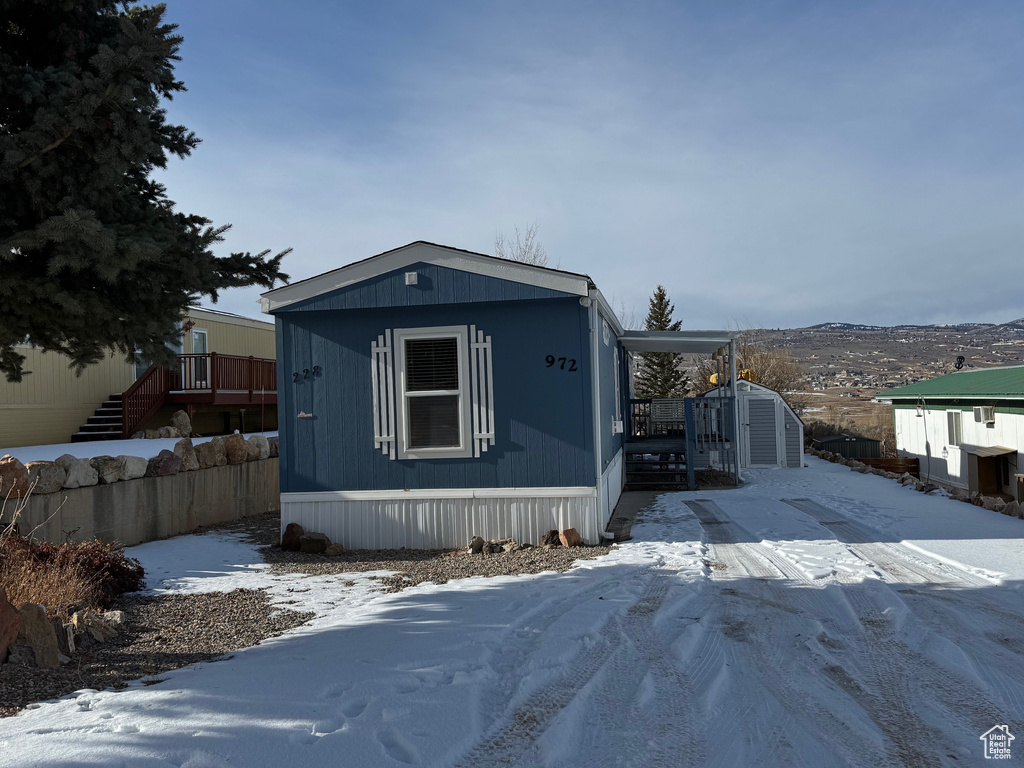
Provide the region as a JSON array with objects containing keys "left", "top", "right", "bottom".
[
  {"left": 405, "top": 336, "right": 461, "bottom": 449},
  {"left": 947, "top": 410, "right": 962, "bottom": 447}
]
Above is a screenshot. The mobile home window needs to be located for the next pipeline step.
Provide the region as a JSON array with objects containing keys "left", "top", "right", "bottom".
[
  {"left": 947, "top": 410, "right": 962, "bottom": 447},
  {"left": 394, "top": 326, "right": 472, "bottom": 459}
]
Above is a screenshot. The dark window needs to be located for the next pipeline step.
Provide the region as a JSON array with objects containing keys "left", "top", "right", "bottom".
[
  {"left": 947, "top": 411, "right": 962, "bottom": 447},
  {"left": 404, "top": 336, "right": 461, "bottom": 449},
  {"left": 406, "top": 338, "right": 459, "bottom": 391},
  {"left": 408, "top": 395, "right": 460, "bottom": 448}
]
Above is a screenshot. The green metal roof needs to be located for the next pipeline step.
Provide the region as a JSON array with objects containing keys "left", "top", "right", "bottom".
[{"left": 878, "top": 366, "right": 1024, "bottom": 401}]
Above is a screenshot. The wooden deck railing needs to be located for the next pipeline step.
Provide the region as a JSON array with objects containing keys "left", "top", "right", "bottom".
[
  {"left": 120, "top": 365, "right": 171, "bottom": 439},
  {"left": 121, "top": 354, "right": 277, "bottom": 437}
]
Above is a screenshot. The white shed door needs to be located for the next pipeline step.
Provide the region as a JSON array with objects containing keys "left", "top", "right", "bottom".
[{"left": 745, "top": 397, "right": 779, "bottom": 466}]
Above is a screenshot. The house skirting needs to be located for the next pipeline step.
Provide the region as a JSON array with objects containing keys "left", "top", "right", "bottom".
[
  {"left": 280, "top": 487, "right": 601, "bottom": 549},
  {"left": 599, "top": 448, "right": 624, "bottom": 530}
]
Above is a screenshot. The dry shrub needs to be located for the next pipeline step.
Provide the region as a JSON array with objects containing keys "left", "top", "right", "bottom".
[{"left": 0, "top": 536, "right": 144, "bottom": 620}]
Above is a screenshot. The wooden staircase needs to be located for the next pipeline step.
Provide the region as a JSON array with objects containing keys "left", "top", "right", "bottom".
[{"left": 72, "top": 393, "right": 124, "bottom": 442}]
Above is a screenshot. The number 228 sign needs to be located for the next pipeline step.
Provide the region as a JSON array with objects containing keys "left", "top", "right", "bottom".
[{"left": 545, "top": 355, "right": 577, "bottom": 372}]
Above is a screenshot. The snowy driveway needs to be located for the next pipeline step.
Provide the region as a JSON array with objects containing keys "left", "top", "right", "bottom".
[{"left": 3, "top": 457, "right": 1023, "bottom": 767}]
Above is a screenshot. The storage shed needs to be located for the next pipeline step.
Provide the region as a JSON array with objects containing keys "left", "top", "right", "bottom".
[
  {"left": 811, "top": 433, "right": 881, "bottom": 460},
  {"left": 261, "top": 241, "right": 739, "bottom": 549},
  {"left": 700, "top": 380, "right": 804, "bottom": 468}
]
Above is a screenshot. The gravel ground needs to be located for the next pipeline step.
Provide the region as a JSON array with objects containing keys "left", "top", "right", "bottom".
[
  {"left": 204, "top": 511, "right": 617, "bottom": 594},
  {"left": 0, "top": 589, "right": 313, "bottom": 718},
  {"left": 2, "top": 511, "right": 614, "bottom": 716},
  {"left": 264, "top": 542, "right": 616, "bottom": 593}
]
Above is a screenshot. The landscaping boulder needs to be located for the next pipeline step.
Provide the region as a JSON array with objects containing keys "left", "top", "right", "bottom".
[
  {"left": 0, "top": 587, "right": 23, "bottom": 664},
  {"left": 130, "top": 431, "right": 145, "bottom": 439},
  {"left": 173, "top": 438, "right": 200, "bottom": 472},
  {"left": 0, "top": 455, "right": 30, "bottom": 500},
  {"left": 502, "top": 540, "right": 520, "bottom": 553},
  {"left": 541, "top": 530, "right": 561, "bottom": 547},
  {"left": 325, "top": 543, "right": 345, "bottom": 557},
  {"left": 144, "top": 449, "right": 182, "bottom": 478},
  {"left": 25, "top": 461, "right": 66, "bottom": 495},
  {"left": 248, "top": 434, "right": 271, "bottom": 460},
  {"left": 90, "top": 455, "right": 122, "bottom": 484},
  {"left": 157, "top": 426, "right": 179, "bottom": 439},
  {"left": 170, "top": 410, "right": 192, "bottom": 437},
  {"left": 1002, "top": 500, "right": 1022, "bottom": 518},
  {"left": 144, "top": 429, "right": 161, "bottom": 439},
  {"left": 195, "top": 438, "right": 228, "bottom": 469},
  {"left": 118, "top": 455, "right": 148, "bottom": 480},
  {"left": 300, "top": 531, "right": 331, "bottom": 554},
  {"left": 268, "top": 436, "right": 279, "bottom": 458},
  {"left": 981, "top": 496, "right": 1003, "bottom": 511},
  {"left": 63, "top": 458, "right": 99, "bottom": 489},
  {"left": 223, "top": 434, "right": 250, "bottom": 465},
  {"left": 281, "top": 522, "right": 304, "bottom": 551},
  {"left": 559, "top": 528, "right": 583, "bottom": 548},
  {"left": 16, "top": 603, "right": 59, "bottom": 669}
]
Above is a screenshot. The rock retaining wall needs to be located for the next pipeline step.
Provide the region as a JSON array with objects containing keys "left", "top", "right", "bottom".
[{"left": 3, "top": 439, "right": 280, "bottom": 546}]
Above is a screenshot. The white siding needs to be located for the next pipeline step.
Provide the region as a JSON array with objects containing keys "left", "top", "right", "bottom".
[
  {"left": 600, "top": 449, "right": 624, "bottom": 529},
  {"left": 282, "top": 488, "right": 601, "bottom": 549},
  {"left": 894, "top": 406, "right": 1023, "bottom": 491}
]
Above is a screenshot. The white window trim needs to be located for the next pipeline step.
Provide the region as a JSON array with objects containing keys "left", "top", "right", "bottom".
[{"left": 394, "top": 325, "right": 473, "bottom": 460}]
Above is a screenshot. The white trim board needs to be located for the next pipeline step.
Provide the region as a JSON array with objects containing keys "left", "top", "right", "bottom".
[
  {"left": 282, "top": 487, "right": 599, "bottom": 503},
  {"left": 262, "top": 241, "right": 591, "bottom": 312}
]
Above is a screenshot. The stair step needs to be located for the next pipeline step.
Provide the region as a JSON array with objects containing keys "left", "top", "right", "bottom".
[
  {"left": 96, "top": 407, "right": 122, "bottom": 416},
  {"left": 101, "top": 400, "right": 123, "bottom": 409},
  {"left": 78, "top": 423, "right": 121, "bottom": 432},
  {"left": 109, "top": 393, "right": 123, "bottom": 401},
  {"left": 87, "top": 415, "right": 122, "bottom": 425},
  {"left": 71, "top": 431, "right": 121, "bottom": 442}
]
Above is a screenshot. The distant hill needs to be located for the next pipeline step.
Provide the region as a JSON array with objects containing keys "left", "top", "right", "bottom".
[{"left": 804, "top": 320, "right": 1023, "bottom": 334}]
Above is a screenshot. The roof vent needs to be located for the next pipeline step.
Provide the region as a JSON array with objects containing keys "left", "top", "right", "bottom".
[{"left": 405, "top": 271, "right": 418, "bottom": 286}]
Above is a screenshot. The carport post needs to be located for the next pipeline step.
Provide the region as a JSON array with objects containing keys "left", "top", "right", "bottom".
[{"left": 729, "top": 338, "right": 740, "bottom": 483}]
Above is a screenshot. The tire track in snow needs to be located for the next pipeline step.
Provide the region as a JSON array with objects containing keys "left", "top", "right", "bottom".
[
  {"left": 453, "top": 566, "right": 702, "bottom": 768},
  {"left": 686, "top": 500, "right": 891, "bottom": 768},
  {"left": 782, "top": 498, "right": 1018, "bottom": 755},
  {"left": 574, "top": 571, "right": 707, "bottom": 768}
]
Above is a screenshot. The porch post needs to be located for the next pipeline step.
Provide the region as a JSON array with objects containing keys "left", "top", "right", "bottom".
[{"left": 729, "top": 338, "right": 740, "bottom": 483}]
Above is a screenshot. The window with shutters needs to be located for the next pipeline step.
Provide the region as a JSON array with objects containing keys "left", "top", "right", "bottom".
[
  {"left": 947, "top": 410, "right": 962, "bottom": 447},
  {"left": 372, "top": 325, "right": 495, "bottom": 460}
]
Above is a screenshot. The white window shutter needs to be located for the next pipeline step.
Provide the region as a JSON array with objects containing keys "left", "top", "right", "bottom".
[
  {"left": 469, "top": 325, "right": 495, "bottom": 457},
  {"left": 371, "top": 330, "right": 396, "bottom": 459}
]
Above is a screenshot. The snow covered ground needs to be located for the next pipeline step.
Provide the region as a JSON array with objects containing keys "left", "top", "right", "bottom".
[
  {"left": 1, "top": 432, "right": 278, "bottom": 464},
  {"left": 2, "top": 456, "right": 1023, "bottom": 767}
]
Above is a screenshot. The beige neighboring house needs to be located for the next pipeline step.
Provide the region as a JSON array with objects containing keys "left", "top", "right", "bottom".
[{"left": 0, "top": 307, "right": 277, "bottom": 450}]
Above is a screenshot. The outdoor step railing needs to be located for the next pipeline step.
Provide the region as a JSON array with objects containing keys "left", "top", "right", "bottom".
[{"left": 121, "top": 354, "right": 276, "bottom": 437}]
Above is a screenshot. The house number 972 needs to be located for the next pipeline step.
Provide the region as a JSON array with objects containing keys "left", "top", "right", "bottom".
[{"left": 545, "top": 355, "right": 577, "bottom": 372}]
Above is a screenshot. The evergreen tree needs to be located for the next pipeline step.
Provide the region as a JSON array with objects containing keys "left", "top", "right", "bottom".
[
  {"left": 0, "top": 1, "right": 289, "bottom": 382},
  {"left": 634, "top": 285, "right": 689, "bottom": 398}
]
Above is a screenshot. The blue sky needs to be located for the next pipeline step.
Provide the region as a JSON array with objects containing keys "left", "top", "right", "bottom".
[{"left": 158, "top": 1, "right": 1023, "bottom": 329}]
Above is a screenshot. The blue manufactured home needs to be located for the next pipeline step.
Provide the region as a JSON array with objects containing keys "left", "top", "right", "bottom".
[{"left": 261, "top": 241, "right": 738, "bottom": 548}]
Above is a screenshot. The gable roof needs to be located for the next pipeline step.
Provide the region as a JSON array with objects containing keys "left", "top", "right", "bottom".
[
  {"left": 877, "top": 365, "right": 1024, "bottom": 402},
  {"left": 261, "top": 241, "right": 594, "bottom": 313}
]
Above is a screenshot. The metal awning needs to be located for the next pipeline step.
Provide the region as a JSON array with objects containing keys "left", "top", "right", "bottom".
[
  {"left": 964, "top": 445, "right": 1017, "bottom": 458},
  {"left": 618, "top": 330, "right": 737, "bottom": 354}
]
